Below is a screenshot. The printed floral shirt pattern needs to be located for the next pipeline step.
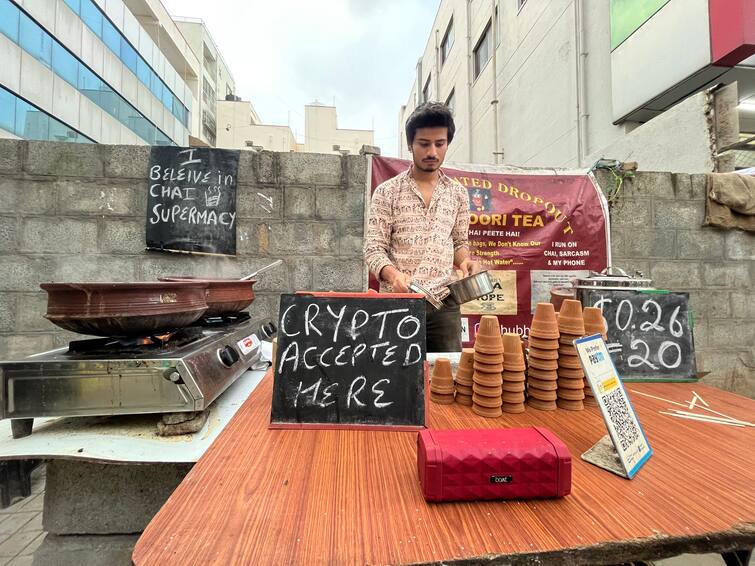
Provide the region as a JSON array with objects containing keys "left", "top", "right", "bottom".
[{"left": 363, "top": 167, "right": 470, "bottom": 299}]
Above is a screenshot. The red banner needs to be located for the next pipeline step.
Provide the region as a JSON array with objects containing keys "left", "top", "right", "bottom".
[{"left": 369, "top": 156, "right": 609, "bottom": 347}]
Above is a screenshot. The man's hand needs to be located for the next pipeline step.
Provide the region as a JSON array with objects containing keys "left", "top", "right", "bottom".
[
  {"left": 458, "top": 257, "right": 481, "bottom": 277},
  {"left": 391, "top": 272, "right": 412, "bottom": 293},
  {"left": 380, "top": 265, "right": 412, "bottom": 293}
]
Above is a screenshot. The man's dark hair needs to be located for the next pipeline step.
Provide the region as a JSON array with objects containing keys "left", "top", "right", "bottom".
[{"left": 405, "top": 102, "right": 455, "bottom": 147}]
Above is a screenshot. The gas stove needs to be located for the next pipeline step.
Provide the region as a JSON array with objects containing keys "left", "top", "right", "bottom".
[{"left": 0, "top": 314, "right": 276, "bottom": 437}]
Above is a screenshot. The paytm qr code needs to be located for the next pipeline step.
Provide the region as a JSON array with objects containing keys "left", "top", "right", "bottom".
[{"left": 603, "top": 388, "right": 639, "bottom": 451}]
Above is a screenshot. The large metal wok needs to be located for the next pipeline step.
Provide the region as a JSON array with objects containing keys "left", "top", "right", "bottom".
[
  {"left": 159, "top": 277, "right": 255, "bottom": 316},
  {"left": 159, "top": 259, "right": 283, "bottom": 316},
  {"left": 41, "top": 282, "right": 209, "bottom": 337}
]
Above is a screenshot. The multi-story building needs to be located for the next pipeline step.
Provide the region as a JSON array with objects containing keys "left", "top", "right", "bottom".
[
  {"left": 216, "top": 99, "right": 373, "bottom": 155},
  {"left": 0, "top": 0, "right": 200, "bottom": 145},
  {"left": 304, "top": 102, "right": 373, "bottom": 155},
  {"left": 399, "top": 0, "right": 755, "bottom": 170},
  {"left": 216, "top": 98, "right": 301, "bottom": 153},
  {"left": 172, "top": 16, "right": 235, "bottom": 147}
]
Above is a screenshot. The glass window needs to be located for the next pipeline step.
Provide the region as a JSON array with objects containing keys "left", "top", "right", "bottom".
[
  {"left": 63, "top": 0, "right": 81, "bottom": 14},
  {"left": 120, "top": 38, "right": 137, "bottom": 73},
  {"left": 0, "top": 87, "right": 16, "bottom": 133},
  {"left": 19, "top": 13, "right": 52, "bottom": 68},
  {"left": 155, "top": 130, "right": 170, "bottom": 146},
  {"left": 99, "top": 85, "right": 120, "bottom": 118},
  {"left": 132, "top": 116, "right": 155, "bottom": 144},
  {"left": 422, "top": 75, "right": 430, "bottom": 104},
  {"left": 80, "top": 0, "right": 103, "bottom": 37},
  {"left": 445, "top": 88, "right": 455, "bottom": 113},
  {"left": 136, "top": 58, "right": 150, "bottom": 85},
  {"left": 441, "top": 18, "right": 454, "bottom": 65},
  {"left": 161, "top": 86, "right": 173, "bottom": 109},
  {"left": 52, "top": 42, "right": 79, "bottom": 86},
  {"left": 0, "top": 0, "right": 19, "bottom": 43},
  {"left": 149, "top": 70, "right": 162, "bottom": 99},
  {"left": 474, "top": 22, "right": 492, "bottom": 78},
  {"left": 49, "top": 118, "right": 78, "bottom": 142},
  {"left": 16, "top": 98, "right": 49, "bottom": 140},
  {"left": 102, "top": 19, "right": 120, "bottom": 54},
  {"left": 78, "top": 65, "right": 101, "bottom": 105}
]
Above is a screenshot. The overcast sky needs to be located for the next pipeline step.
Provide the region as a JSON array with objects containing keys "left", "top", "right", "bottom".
[{"left": 161, "top": 0, "right": 440, "bottom": 156}]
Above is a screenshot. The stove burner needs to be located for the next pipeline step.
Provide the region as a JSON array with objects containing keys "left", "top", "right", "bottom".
[{"left": 66, "top": 311, "right": 256, "bottom": 356}]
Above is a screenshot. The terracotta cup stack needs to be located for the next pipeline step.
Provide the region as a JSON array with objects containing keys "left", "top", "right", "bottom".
[
  {"left": 556, "top": 299, "right": 586, "bottom": 411},
  {"left": 526, "top": 302, "right": 560, "bottom": 411},
  {"left": 472, "top": 315, "right": 504, "bottom": 418},
  {"left": 429, "top": 357, "right": 455, "bottom": 404},
  {"left": 501, "top": 333, "right": 526, "bottom": 413},
  {"left": 454, "top": 348, "right": 475, "bottom": 406},
  {"left": 581, "top": 306, "right": 607, "bottom": 403}
]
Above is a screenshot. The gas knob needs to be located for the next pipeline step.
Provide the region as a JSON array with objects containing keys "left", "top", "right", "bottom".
[{"left": 217, "top": 346, "right": 240, "bottom": 367}]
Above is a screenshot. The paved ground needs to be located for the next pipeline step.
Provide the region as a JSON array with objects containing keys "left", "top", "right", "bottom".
[
  {"left": 0, "top": 466, "right": 45, "bottom": 566},
  {"left": 0, "top": 465, "right": 749, "bottom": 565}
]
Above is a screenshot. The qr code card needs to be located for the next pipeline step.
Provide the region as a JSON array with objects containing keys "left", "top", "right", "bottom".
[{"left": 575, "top": 334, "right": 652, "bottom": 478}]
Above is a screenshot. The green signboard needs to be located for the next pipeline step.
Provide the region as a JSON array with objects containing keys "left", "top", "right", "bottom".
[{"left": 610, "top": 0, "right": 670, "bottom": 50}]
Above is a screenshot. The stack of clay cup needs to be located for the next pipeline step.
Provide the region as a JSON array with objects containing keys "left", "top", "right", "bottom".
[
  {"left": 501, "top": 333, "right": 526, "bottom": 413},
  {"left": 582, "top": 307, "right": 608, "bottom": 403},
  {"left": 430, "top": 358, "right": 455, "bottom": 404},
  {"left": 556, "top": 299, "right": 586, "bottom": 411},
  {"left": 454, "top": 349, "right": 475, "bottom": 406},
  {"left": 472, "top": 315, "right": 504, "bottom": 418},
  {"left": 526, "top": 303, "right": 560, "bottom": 411}
]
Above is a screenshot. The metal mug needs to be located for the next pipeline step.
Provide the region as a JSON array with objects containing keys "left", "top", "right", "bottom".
[{"left": 447, "top": 270, "right": 495, "bottom": 304}]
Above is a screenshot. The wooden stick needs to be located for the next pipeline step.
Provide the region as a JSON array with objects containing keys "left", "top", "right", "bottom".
[
  {"left": 659, "top": 411, "right": 745, "bottom": 427},
  {"left": 629, "top": 389, "right": 750, "bottom": 425},
  {"left": 692, "top": 391, "right": 709, "bottom": 407},
  {"left": 671, "top": 410, "right": 754, "bottom": 427}
]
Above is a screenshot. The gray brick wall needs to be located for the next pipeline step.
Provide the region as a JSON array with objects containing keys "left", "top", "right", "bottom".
[
  {"left": 596, "top": 171, "right": 754, "bottom": 398},
  {"left": 0, "top": 140, "right": 367, "bottom": 358},
  {"left": 1, "top": 141, "right": 751, "bottom": 400}
]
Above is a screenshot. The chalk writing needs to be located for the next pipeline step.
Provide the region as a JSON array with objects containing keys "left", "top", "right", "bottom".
[
  {"left": 271, "top": 294, "right": 427, "bottom": 427},
  {"left": 146, "top": 146, "right": 239, "bottom": 255}
]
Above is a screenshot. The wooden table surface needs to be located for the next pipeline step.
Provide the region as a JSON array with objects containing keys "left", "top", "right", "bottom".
[{"left": 133, "top": 373, "right": 755, "bottom": 565}]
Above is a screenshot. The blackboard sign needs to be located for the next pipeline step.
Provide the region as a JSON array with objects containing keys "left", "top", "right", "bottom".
[
  {"left": 271, "top": 293, "right": 427, "bottom": 429},
  {"left": 582, "top": 290, "right": 696, "bottom": 381},
  {"left": 146, "top": 146, "right": 240, "bottom": 255}
]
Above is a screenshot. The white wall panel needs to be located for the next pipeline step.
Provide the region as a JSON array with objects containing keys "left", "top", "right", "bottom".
[
  {"left": 81, "top": 26, "right": 104, "bottom": 77},
  {"left": 23, "top": 0, "right": 56, "bottom": 34},
  {"left": 120, "top": 68, "right": 138, "bottom": 106},
  {"left": 51, "top": 75, "right": 80, "bottom": 126},
  {"left": 611, "top": 0, "right": 711, "bottom": 121},
  {"left": 78, "top": 95, "right": 103, "bottom": 140},
  {"left": 100, "top": 111, "right": 122, "bottom": 143},
  {"left": 136, "top": 82, "right": 151, "bottom": 116},
  {"left": 102, "top": 47, "right": 122, "bottom": 91},
  {"left": 122, "top": 10, "right": 139, "bottom": 48},
  {"left": 104, "top": 0, "right": 124, "bottom": 30},
  {"left": 55, "top": 0, "right": 82, "bottom": 57},
  {"left": 19, "top": 52, "right": 54, "bottom": 111},
  {"left": 0, "top": 35, "right": 22, "bottom": 94}
]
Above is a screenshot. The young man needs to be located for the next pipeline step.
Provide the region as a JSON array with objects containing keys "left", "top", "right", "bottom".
[{"left": 363, "top": 102, "right": 479, "bottom": 352}]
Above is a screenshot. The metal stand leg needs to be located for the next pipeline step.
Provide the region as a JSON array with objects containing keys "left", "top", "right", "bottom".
[
  {"left": 721, "top": 549, "right": 753, "bottom": 566},
  {"left": 10, "top": 418, "right": 34, "bottom": 439}
]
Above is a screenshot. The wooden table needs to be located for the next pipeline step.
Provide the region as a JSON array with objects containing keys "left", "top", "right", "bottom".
[{"left": 133, "top": 374, "right": 755, "bottom": 565}]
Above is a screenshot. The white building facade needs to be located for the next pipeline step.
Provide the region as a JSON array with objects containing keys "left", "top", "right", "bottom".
[
  {"left": 173, "top": 17, "right": 235, "bottom": 147},
  {"left": 0, "top": 0, "right": 197, "bottom": 145},
  {"left": 399, "top": 0, "right": 755, "bottom": 170}
]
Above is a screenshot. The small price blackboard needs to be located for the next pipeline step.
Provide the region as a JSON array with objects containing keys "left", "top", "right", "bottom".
[
  {"left": 146, "top": 146, "right": 240, "bottom": 256},
  {"left": 581, "top": 290, "right": 696, "bottom": 381},
  {"left": 270, "top": 293, "right": 427, "bottom": 430}
]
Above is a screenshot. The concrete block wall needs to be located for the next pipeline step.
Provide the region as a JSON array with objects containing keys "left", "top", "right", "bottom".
[
  {"left": 596, "top": 170, "right": 755, "bottom": 398},
  {"left": 0, "top": 139, "right": 366, "bottom": 358}
]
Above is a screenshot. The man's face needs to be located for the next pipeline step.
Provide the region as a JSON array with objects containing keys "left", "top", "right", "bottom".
[{"left": 410, "top": 127, "right": 449, "bottom": 173}]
